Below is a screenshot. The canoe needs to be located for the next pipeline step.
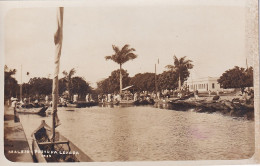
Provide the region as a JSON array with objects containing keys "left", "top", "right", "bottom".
[
  {"left": 16, "top": 106, "right": 48, "bottom": 116},
  {"left": 31, "top": 120, "right": 92, "bottom": 162},
  {"left": 66, "top": 102, "right": 98, "bottom": 108}
]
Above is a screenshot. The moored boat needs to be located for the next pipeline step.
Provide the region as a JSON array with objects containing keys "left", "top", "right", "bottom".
[
  {"left": 32, "top": 120, "right": 92, "bottom": 162},
  {"left": 16, "top": 106, "right": 48, "bottom": 116}
]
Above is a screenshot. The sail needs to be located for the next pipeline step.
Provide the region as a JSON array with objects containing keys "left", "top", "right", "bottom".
[{"left": 52, "top": 7, "right": 64, "bottom": 129}]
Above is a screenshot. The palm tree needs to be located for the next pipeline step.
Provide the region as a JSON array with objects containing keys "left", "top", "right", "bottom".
[
  {"left": 62, "top": 68, "right": 76, "bottom": 100},
  {"left": 105, "top": 44, "right": 137, "bottom": 94},
  {"left": 166, "top": 55, "right": 193, "bottom": 91}
]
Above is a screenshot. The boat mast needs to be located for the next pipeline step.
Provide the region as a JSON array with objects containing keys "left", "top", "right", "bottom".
[{"left": 52, "top": 7, "right": 64, "bottom": 142}]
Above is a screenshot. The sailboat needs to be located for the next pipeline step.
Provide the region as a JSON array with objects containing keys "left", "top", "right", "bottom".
[{"left": 31, "top": 7, "right": 92, "bottom": 162}]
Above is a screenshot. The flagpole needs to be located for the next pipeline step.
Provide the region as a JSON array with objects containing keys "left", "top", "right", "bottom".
[
  {"left": 52, "top": 7, "right": 64, "bottom": 142},
  {"left": 20, "top": 65, "right": 22, "bottom": 102},
  {"left": 155, "top": 63, "right": 157, "bottom": 94}
]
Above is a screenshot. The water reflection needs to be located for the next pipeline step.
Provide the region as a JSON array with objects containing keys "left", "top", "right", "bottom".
[{"left": 19, "top": 105, "right": 254, "bottom": 161}]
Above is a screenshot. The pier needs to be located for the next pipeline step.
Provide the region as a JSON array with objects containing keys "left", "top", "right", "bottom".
[{"left": 4, "top": 106, "right": 34, "bottom": 162}]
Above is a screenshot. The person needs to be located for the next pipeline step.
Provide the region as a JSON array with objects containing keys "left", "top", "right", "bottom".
[
  {"left": 134, "top": 92, "right": 137, "bottom": 101},
  {"left": 208, "top": 90, "right": 211, "bottom": 97},
  {"left": 86, "top": 93, "right": 89, "bottom": 102},
  {"left": 11, "top": 98, "right": 18, "bottom": 122},
  {"left": 24, "top": 98, "right": 28, "bottom": 104},
  {"left": 194, "top": 90, "right": 199, "bottom": 100},
  {"left": 108, "top": 94, "right": 111, "bottom": 102},
  {"left": 34, "top": 99, "right": 39, "bottom": 107},
  {"left": 45, "top": 95, "right": 49, "bottom": 104},
  {"left": 73, "top": 94, "right": 78, "bottom": 103}
]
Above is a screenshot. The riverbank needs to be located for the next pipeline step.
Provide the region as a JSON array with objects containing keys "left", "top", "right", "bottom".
[
  {"left": 4, "top": 105, "right": 34, "bottom": 162},
  {"left": 165, "top": 95, "right": 254, "bottom": 120}
]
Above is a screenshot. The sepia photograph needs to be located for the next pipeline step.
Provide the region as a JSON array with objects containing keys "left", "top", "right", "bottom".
[{"left": 1, "top": 0, "right": 259, "bottom": 165}]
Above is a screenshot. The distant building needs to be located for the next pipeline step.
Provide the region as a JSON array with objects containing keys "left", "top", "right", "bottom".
[{"left": 186, "top": 77, "right": 223, "bottom": 92}]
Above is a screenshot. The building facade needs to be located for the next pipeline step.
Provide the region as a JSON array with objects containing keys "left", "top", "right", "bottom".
[{"left": 186, "top": 77, "right": 223, "bottom": 92}]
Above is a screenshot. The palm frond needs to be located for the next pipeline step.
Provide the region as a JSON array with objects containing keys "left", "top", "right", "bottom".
[
  {"left": 112, "top": 45, "right": 120, "bottom": 54},
  {"left": 121, "top": 44, "right": 130, "bottom": 52},
  {"left": 126, "top": 53, "right": 137, "bottom": 60},
  {"left": 68, "top": 68, "right": 76, "bottom": 78},
  {"left": 62, "top": 71, "right": 68, "bottom": 76},
  {"left": 105, "top": 56, "right": 112, "bottom": 60},
  {"left": 165, "top": 65, "right": 175, "bottom": 70}
]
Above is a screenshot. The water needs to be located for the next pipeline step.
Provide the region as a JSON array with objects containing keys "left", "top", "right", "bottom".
[{"left": 19, "top": 105, "right": 255, "bottom": 161}]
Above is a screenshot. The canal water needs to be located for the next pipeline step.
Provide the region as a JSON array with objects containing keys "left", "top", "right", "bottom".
[{"left": 19, "top": 105, "right": 255, "bottom": 161}]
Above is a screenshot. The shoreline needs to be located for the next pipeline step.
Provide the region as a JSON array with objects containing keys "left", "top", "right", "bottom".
[{"left": 158, "top": 95, "right": 254, "bottom": 120}]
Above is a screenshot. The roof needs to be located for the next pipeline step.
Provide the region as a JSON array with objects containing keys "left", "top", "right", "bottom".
[{"left": 122, "top": 85, "right": 134, "bottom": 91}]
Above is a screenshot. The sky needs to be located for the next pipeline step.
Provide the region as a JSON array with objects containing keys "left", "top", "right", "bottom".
[{"left": 4, "top": 0, "right": 253, "bottom": 88}]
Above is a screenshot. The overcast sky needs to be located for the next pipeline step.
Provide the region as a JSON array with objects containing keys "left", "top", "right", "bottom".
[{"left": 4, "top": 0, "right": 252, "bottom": 88}]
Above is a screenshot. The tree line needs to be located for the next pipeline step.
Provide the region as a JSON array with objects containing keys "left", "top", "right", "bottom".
[
  {"left": 4, "top": 43, "right": 254, "bottom": 102},
  {"left": 4, "top": 66, "right": 92, "bottom": 102}
]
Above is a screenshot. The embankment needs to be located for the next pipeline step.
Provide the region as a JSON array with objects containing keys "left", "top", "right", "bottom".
[{"left": 167, "top": 98, "right": 254, "bottom": 120}]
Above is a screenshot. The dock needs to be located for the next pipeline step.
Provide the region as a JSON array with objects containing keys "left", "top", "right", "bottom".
[{"left": 4, "top": 106, "right": 34, "bottom": 162}]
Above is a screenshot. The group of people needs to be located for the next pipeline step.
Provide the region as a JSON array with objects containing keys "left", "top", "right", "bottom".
[{"left": 98, "top": 93, "right": 121, "bottom": 103}]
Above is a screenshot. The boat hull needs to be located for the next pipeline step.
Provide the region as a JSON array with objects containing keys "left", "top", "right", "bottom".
[
  {"left": 16, "top": 106, "right": 48, "bottom": 116},
  {"left": 32, "top": 120, "right": 92, "bottom": 162}
]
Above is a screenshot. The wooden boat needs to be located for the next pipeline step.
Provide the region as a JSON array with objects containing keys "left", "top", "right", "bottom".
[
  {"left": 63, "top": 101, "right": 99, "bottom": 108},
  {"left": 31, "top": 120, "right": 92, "bottom": 162},
  {"left": 16, "top": 106, "right": 48, "bottom": 116},
  {"left": 65, "top": 103, "right": 77, "bottom": 108},
  {"left": 31, "top": 8, "right": 92, "bottom": 162}
]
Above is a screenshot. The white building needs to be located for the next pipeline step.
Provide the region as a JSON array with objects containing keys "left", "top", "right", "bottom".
[{"left": 186, "top": 77, "right": 223, "bottom": 92}]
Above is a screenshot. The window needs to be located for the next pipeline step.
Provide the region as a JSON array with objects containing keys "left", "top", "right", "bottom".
[{"left": 212, "top": 83, "right": 215, "bottom": 89}]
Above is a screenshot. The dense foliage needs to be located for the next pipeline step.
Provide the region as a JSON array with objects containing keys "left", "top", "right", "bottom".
[
  {"left": 28, "top": 77, "right": 52, "bottom": 96},
  {"left": 218, "top": 66, "right": 253, "bottom": 92},
  {"left": 4, "top": 65, "right": 92, "bottom": 102},
  {"left": 97, "top": 69, "right": 130, "bottom": 94},
  {"left": 130, "top": 73, "right": 155, "bottom": 92},
  {"left": 4, "top": 65, "right": 19, "bottom": 100},
  {"left": 157, "top": 71, "right": 178, "bottom": 90}
]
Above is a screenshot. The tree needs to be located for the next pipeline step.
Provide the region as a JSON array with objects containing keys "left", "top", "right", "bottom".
[
  {"left": 218, "top": 66, "right": 253, "bottom": 93},
  {"left": 28, "top": 77, "right": 52, "bottom": 96},
  {"left": 166, "top": 55, "right": 193, "bottom": 91},
  {"left": 97, "top": 78, "right": 110, "bottom": 94},
  {"left": 244, "top": 66, "right": 253, "bottom": 88},
  {"left": 4, "top": 65, "right": 19, "bottom": 101},
  {"left": 62, "top": 68, "right": 76, "bottom": 100},
  {"left": 97, "top": 69, "right": 130, "bottom": 94},
  {"left": 71, "top": 77, "right": 92, "bottom": 99},
  {"left": 105, "top": 44, "right": 137, "bottom": 94},
  {"left": 130, "top": 73, "right": 155, "bottom": 92},
  {"left": 58, "top": 78, "right": 67, "bottom": 95},
  {"left": 157, "top": 71, "right": 178, "bottom": 90}
]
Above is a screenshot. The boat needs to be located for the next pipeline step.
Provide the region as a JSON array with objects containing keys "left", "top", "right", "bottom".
[
  {"left": 31, "top": 7, "right": 92, "bottom": 162},
  {"left": 31, "top": 120, "right": 92, "bottom": 162},
  {"left": 66, "top": 101, "right": 98, "bottom": 108},
  {"left": 133, "top": 99, "right": 155, "bottom": 105},
  {"left": 16, "top": 106, "right": 48, "bottom": 116}
]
